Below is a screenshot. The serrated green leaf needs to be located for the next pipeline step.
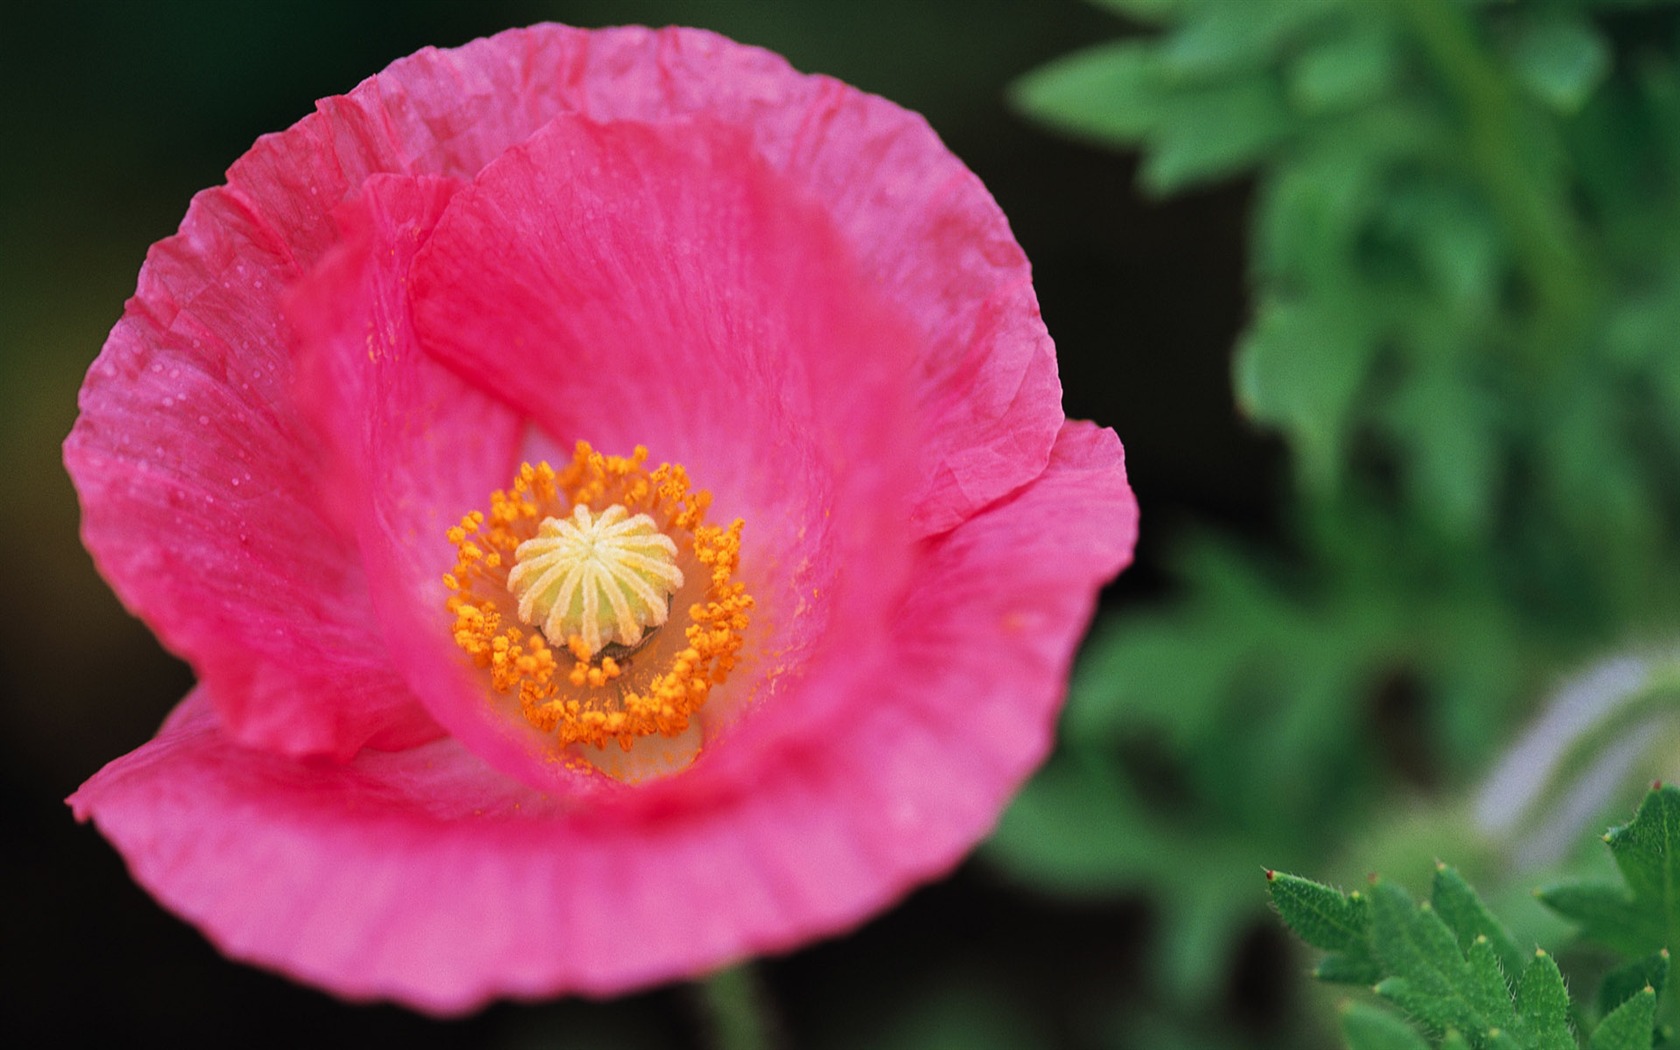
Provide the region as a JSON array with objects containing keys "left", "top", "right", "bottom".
[
  {"left": 1318, "top": 952, "right": 1386, "bottom": 986},
  {"left": 1547, "top": 788, "right": 1680, "bottom": 956},
  {"left": 1514, "top": 950, "right": 1576, "bottom": 1050},
  {"left": 1269, "top": 871, "right": 1370, "bottom": 954},
  {"left": 1268, "top": 871, "right": 1383, "bottom": 985},
  {"left": 1607, "top": 786, "right": 1680, "bottom": 953},
  {"left": 1280, "top": 867, "right": 1616, "bottom": 1048},
  {"left": 1467, "top": 937, "right": 1519, "bottom": 1032},
  {"left": 1433, "top": 864, "right": 1526, "bottom": 981},
  {"left": 1599, "top": 951, "right": 1669, "bottom": 1019},
  {"left": 1341, "top": 1001, "right": 1432, "bottom": 1050},
  {"left": 1140, "top": 78, "right": 1292, "bottom": 192},
  {"left": 1538, "top": 881, "right": 1654, "bottom": 957},
  {"left": 1012, "top": 41, "right": 1167, "bottom": 147},
  {"left": 1590, "top": 986, "right": 1657, "bottom": 1050},
  {"left": 1369, "top": 882, "right": 1488, "bottom": 1035},
  {"left": 1510, "top": 13, "right": 1611, "bottom": 114}
]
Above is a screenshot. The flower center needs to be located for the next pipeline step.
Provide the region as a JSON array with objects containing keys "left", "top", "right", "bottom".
[{"left": 443, "top": 443, "right": 752, "bottom": 768}]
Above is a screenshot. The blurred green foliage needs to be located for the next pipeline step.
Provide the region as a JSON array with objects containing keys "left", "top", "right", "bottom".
[{"left": 990, "top": 0, "right": 1680, "bottom": 1045}]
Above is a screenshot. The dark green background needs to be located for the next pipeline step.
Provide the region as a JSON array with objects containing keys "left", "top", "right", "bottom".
[{"left": 0, "top": 2, "right": 1270, "bottom": 1045}]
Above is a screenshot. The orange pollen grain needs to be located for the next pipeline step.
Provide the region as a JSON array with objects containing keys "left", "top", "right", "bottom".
[{"left": 444, "top": 442, "right": 752, "bottom": 753}]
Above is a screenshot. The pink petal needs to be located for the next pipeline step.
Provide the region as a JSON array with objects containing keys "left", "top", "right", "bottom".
[
  {"left": 70, "top": 423, "right": 1131, "bottom": 1012},
  {"left": 386, "top": 112, "right": 923, "bottom": 794}
]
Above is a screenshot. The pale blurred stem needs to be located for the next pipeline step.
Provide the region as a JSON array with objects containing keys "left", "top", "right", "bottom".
[
  {"left": 1522, "top": 664, "right": 1680, "bottom": 829},
  {"left": 1397, "top": 0, "right": 1596, "bottom": 356},
  {"left": 696, "top": 963, "right": 776, "bottom": 1050}
]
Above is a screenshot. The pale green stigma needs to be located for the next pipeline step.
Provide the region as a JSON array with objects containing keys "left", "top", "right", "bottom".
[{"left": 506, "top": 503, "right": 684, "bottom": 656}]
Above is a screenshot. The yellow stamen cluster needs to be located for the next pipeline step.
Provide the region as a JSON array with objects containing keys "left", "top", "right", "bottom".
[{"left": 444, "top": 442, "right": 752, "bottom": 756}]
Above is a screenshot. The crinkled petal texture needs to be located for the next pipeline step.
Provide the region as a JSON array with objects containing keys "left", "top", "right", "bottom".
[{"left": 66, "top": 24, "right": 1138, "bottom": 1013}]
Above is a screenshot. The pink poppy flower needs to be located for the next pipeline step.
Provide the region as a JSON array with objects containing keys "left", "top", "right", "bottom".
[{"left": 65, "top": 24, "right": 1136, "bottom": 1013}]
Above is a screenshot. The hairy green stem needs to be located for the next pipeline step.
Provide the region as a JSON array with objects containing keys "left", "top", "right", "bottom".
[{"left": 696, "top": 963, "right": 776, "bottom": 1050}]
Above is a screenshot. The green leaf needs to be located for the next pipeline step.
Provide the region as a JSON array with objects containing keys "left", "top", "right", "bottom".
[
  {"left": 1538, "top": 882, "right": 1655, "bottom": 958},
  {"left": 1140, "top": 77, "right": 1292, "bottom": 192},
  {"left": 1341, "top": 1001, "right": 1432, "bottom": 1050},
  {"left": 984, "top": 750, "right": 1156, "bottom": 894},
  {"left": 1268, "top": 871, "right": 1369, "bottom": 954},
  {"left": 1268, "top": 871, "right": 1382, "bottom": 985},
  {"left": 1543, "top": 786, "right": 1680, "bottom": 957},
  {"left": 1278, "top": 872, "right": 1581, "bottom": 1049},
  {"left": 1589, "top": 986, "right": 1657, "bottom": 1050},
  {"left": 1513, "top": 950, "right": 1575, "bottom": 1050},
  {"left": 1509, "top": 13, "right": 1611, "bottom": 115},
  {"left": 1599, "top": 950, "right": 1669, "bottom": 1019},
  {"left": 1466, "top": 936, "right": 1519, "bottom": 1032},
  {"left": 1432, "top": 863, "right": 1526, "bottom": 981},
  {"left": 1154, "top": 0, "right": 1332, "bottom": 80},
  {"left": 1011, "top": 41, "right": 1167, "bottom": 147},
  {"left": 1606, "top": 786, "right": 1680, "bottom": 952},
  {"left": 1369, "top": 881, "right": 1493, "bottom": 1036},
  {"left": 987, "top": 749, "right": 1268, "bottom": 1002},
  {"left": 1383, "top": 358, "right": 1502, "bottom": 540},
  {"left": 1396, "top": 184, "right": 1503, "bottom": 308},
  {"left": 850, "top": 978, "right": 1050, "bottom": 1050},
  {"left": 1252, "top": 103, "right": 1444, "bottom": 282},
  {"left": 1233, "top": 296, "right": 1379, "bottom": 488},
  {"left": 1086, "top": 0, "right": 1185, "bottom": 24},
  {"left": 1288, "top": 24, "right": 1401, "bottom": 113}
]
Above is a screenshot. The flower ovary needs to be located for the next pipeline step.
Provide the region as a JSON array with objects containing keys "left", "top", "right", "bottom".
[{"left": 507, "top": 503, "right": 683, "bottom": 657}]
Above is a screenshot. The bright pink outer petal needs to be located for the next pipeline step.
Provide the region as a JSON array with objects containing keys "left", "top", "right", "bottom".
[
  {"left": 380, "top": 112, "right": 921, "bottom": 796},
  {"left": 69, "top": 422, "right": 1133, "bottom": 1013}
]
